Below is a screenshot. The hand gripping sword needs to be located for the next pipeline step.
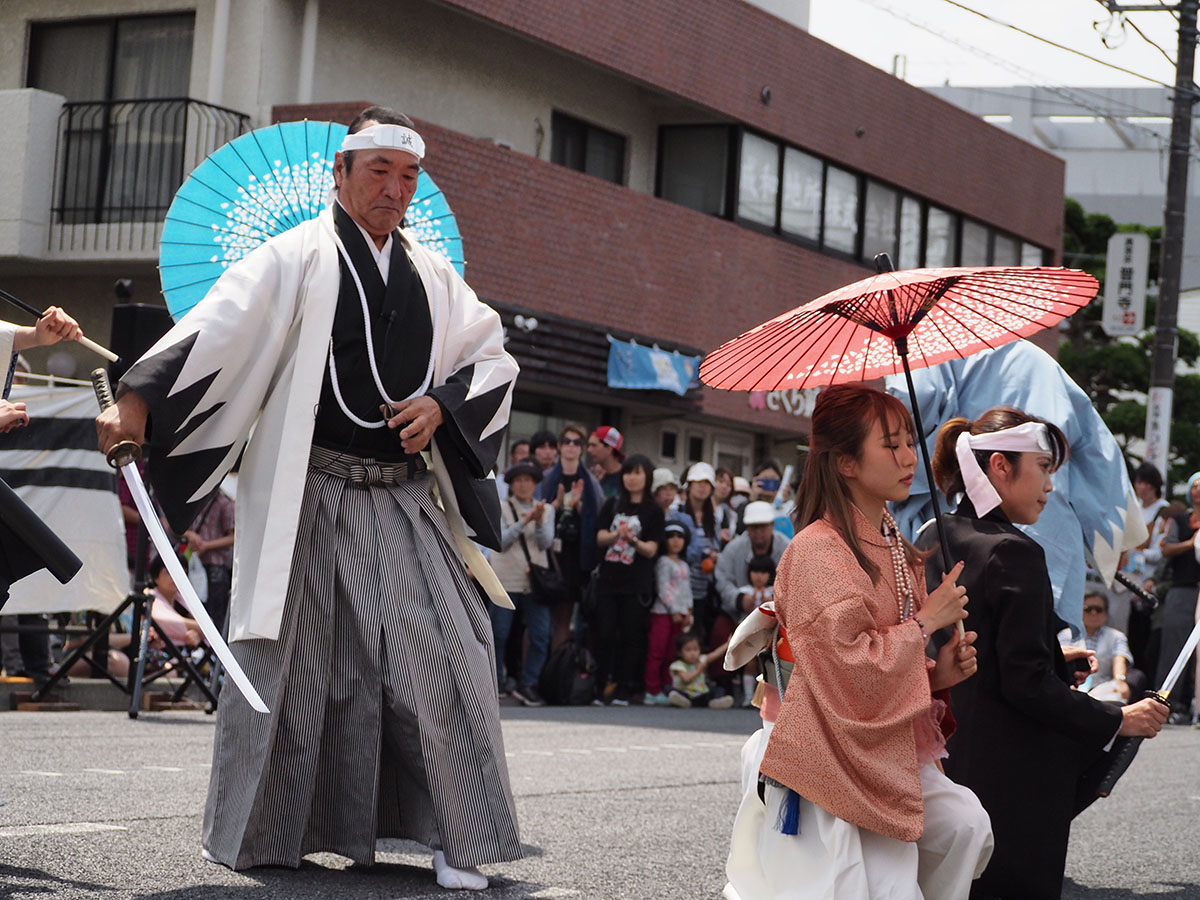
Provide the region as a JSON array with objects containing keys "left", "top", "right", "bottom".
[
  {"left": 1076, "top": 613, "right": 1197, "bottom": 813},
  {"left": 91, "top": 369, "right": 269, "bottom": 713}
]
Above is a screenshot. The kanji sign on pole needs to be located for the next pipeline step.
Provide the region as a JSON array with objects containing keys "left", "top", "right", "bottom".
[{"left": 1101, "top": 232, "right": 1150, "bottom": 337}]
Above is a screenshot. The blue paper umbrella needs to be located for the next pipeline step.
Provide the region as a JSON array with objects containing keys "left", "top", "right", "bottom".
[{"left": 159, "top": 120, "right": 465, "bottom": 321}]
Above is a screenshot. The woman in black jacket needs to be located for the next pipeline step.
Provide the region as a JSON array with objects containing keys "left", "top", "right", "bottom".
[{"left": 927, "top": 406, "right": 1167, "bottom": 900}]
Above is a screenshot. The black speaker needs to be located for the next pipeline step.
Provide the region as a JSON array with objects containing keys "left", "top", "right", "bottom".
[{"left": 108, "top": 303, "right": 173, "bottom": 382}]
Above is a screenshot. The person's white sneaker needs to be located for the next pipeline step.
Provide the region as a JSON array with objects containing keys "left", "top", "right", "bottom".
[{"left": 433, "top": 850, "right": 488, "bottom": 890}]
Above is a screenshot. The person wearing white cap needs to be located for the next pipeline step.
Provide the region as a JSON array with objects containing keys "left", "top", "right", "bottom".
[
  {"left": 928, "top": 406, "right": 1168, "bottom": 900},
  {"left": 650, "top": 467, "right": 680, "bottom": 519},
  {"left": 678, "top": 463, "right": 732, "bottom": 644}
]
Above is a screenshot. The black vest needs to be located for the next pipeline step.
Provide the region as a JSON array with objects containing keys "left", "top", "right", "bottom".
[
  {"left": 312, "top": 204, "right": 433, "bottom": 460},
  {"left": 1168, "top": 510, "right": 1200, "bottom": 588}
]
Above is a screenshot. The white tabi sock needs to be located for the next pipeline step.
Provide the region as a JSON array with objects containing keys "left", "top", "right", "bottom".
[{"left": 433, "top": 850, "right": 488, "bottom": 891}]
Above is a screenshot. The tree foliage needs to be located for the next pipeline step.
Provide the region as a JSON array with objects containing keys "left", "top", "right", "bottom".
[{"left": 1058, "top": 198, "right": 1200, "bottom": 485}]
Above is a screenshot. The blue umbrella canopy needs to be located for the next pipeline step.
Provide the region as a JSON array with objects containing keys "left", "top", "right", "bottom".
[{"left": 159, "top": 120, "right": 464, "bottom": 321}]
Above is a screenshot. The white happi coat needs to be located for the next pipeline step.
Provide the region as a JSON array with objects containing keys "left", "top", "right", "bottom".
[{"left": 126, "top": 206, "right": 515, "bottom": 642}]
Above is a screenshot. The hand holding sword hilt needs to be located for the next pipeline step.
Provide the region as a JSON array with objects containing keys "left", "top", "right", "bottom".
[{"left": 90, "top": 367, "right": 142, "bottom": 469}]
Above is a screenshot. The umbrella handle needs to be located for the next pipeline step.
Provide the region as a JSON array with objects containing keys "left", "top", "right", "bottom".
[{"left": 896, "top": 336, "right": 965, "bottom": 639}]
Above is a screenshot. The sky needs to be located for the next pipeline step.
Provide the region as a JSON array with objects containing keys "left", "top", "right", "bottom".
[{"left": 807, "top": 0, "right": 1190, "bottom": 89}]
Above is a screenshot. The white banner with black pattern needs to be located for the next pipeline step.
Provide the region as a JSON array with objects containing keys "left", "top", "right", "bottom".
[{"left": 0, "top": 384, "right": 126, "bottom": 614}]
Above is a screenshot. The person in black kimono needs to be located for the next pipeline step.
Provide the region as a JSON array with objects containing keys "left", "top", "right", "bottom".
[{"left": 926, "top": 406, "right": 1168, "bottom": 900}]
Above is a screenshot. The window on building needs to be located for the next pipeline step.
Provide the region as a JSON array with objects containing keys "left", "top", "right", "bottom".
[
  {"left": 551, "top": 111, "right": 626, "bottom": 185},
  {"left": 961, "top": 219, "right": 990, "bottom": 266},
  {"left": 925, "top": 205, "right": 958, "bottom": 267},
  {"left": 992, "top": 232, "right": 1021, "bottom": 266},
  {"left": 1021, "top": 241, "right": 1045, "bottom": 266},
  {"left": 28, "top": 14, "right": 196, "bottom": 224},
  {"left": 660, "top": 430, "right": 679, "bottom": 461},
  {"left": 862, "top": 180, "right": 898, "bottom": 264},
  {"left": 897, "top": 195, "right": 922, "bottom": 269},
  {"left": 687, "top": 434, "right": 705, "bottom": 463},
  {"left": 823, "top": 165, "right": 860, "bottom": 255},
  {"left": 780, "top": 147, "right": 822, "bottom": 241},
  {"left": 658, "top": 125, "right": 733, "bottom": 216},
  {"left": 737, "top": 132, "right": 780, "bottom": 227},
  {"left": 28, "top": 14, "right": 193, "bottom": 101}
]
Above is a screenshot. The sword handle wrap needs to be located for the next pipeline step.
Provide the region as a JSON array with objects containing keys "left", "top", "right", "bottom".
[
  {"left": 1094, "top": 691, "right": 1170, "bottom": 798},
  {"left": 91, "top": 367, "right": 142, "bottom": 469}
]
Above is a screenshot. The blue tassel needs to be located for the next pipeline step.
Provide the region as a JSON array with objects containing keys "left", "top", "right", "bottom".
[{"left": 776, "top": 788, "right": 801, "bottom": 835}]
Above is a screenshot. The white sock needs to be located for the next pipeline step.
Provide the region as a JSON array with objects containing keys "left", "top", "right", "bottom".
[{"left": 433, "top": 850, "right": 488, "bottom": 891}]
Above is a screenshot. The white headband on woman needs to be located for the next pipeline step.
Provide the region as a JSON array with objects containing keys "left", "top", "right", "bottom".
[
  {"left": 955, "top": 422, "right": 1052, "bottom": 516},
  {"left": 340, "top": 124, "right": 425, "bottom": 160}
]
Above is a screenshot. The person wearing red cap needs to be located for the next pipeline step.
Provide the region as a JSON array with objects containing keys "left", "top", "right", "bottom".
[{"left": 588, "top": 425, "right": 625, "bottom": 499}]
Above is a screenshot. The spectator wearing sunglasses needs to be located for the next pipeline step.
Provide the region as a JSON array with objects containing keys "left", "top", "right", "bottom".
[
  {"left": 538, "top": 425, "right": 605, "bottom": 648},
  {"left": 1058, "top": 590, "right": 1146, "bottom": 704}
]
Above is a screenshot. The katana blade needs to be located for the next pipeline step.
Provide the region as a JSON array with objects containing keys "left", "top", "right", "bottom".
[
  {"left": 1159, "top": 614, "right": 1200, "bottom": 699},
  {"left": 119, "top": 463, "right": 269, "bottom": 713}
]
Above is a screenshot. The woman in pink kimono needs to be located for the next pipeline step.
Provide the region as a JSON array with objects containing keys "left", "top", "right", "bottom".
[{"left": 725, "top": 384, "right": 993, "bottom": 900}]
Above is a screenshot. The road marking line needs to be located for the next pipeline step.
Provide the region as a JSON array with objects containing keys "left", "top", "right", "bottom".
[
  {"left": 19, "top": 771, "right": 64, "bottom": 777},
  {"left": 660, "top": 743, "right": 693, "bottom": 749},
  {"left": 559, "top": 748, "right": 591, "bottom": 754},
  {"left": 143, "top": 766, "right": 184, "bottom": 772},
  {"left": 694, "top": 741, "right": 729, "bottom": 748},
  {"left": 522, "top": 750, "right": 555, "bottom": 757},
  {"left": 593, "top": 747, "right": 627, "bottom": 753},
  {"left": 83, "top": 768, "right": 126, "bottom": 775},
  {"left": 628, "top": 745, "right": 659, "bottom": 751},
  {"left": 0, "top": 822, "right": 127, "bottom": 838}
]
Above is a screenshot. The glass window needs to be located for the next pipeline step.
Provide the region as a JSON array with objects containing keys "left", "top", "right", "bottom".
[
  {"left": 862, "top": 180, "right": 898, "bottom": 264},
  {"left": 737, "top": 132, "right": 779, "bottom": 227},
  {"left": 925, "top": 206, "right": 957, "bottom": 267},
  {"left": 658, "top": 125, "right": 732, "bottom": 216},
  {"left": 897, "top": 196, "right": 922, "bottom": 269},
  {"left": 552, "top": 111, "right": 626, "bottom": 185},
  {"left": 1021, "top": 242, "right": 1045, "bottom": 266},
  {"left": 992, "top": 233, "right": 1020, "bottom": 266},
  {"left": 823, "top": 165, "right": 859, "bottom": 255},
  {"left": 961, "top": 219, "right": 989, "bottom": 266},
  {"left": 780, "top": 147, "right": 822, "bottom": 240}
]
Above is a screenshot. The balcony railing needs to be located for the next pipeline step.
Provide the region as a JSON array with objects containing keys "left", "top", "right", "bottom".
[{"left": 49, "top": 98, "right": 250, "bottom": 256}]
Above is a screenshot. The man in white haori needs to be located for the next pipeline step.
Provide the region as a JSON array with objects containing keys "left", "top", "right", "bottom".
[{"left": 97, "top": 107, "right": 520, "bottom": 891}]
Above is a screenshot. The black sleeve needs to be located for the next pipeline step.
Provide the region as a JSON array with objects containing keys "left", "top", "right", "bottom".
[
  {"left": 596, "top": 497, "right": 616, "bottom": 535},
  {"left": 988, "top": 537, "right": 1123, "bottom": 747},
  {"left": 643, "top": 504, "right": 665, "bottom": 546}
]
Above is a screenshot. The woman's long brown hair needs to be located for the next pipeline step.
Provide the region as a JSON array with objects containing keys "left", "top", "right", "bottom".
[{"left": 794, "top": 384, "right": 922, "bottom": 583}]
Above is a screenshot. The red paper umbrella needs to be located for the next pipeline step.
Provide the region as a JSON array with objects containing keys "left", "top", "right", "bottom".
[
  {"left": 701, "top": 259, "right": 1099, "bottom": 635},
  {"left": 700, "top": 264, "right": 1099, "bottom": 392}
]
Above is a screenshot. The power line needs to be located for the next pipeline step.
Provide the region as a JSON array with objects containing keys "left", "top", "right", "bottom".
[
  {"left": 1092, "top": 0, "right": 1178, "bottom": 68},
  {"left": 936, "top": 0, "right": 1178, "bottom": 89},
  {"left": 852, "top": 0, "right": 1200, "bottom": 161}
]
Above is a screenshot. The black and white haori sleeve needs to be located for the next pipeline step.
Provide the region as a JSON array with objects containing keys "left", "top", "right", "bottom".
[
  {"left": 120, "top": 238, "right": 306, "bottom": 534},
  {"left": 0, "top": 321, "right": 17, "bottom": 399},
  {"left": 426, "top": 276, "right": 518, "bottom": 551}
]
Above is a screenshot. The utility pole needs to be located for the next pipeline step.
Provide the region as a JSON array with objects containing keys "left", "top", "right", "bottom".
[{"left": 1109, "top": 0, "right": 1199, "bottom": 478}]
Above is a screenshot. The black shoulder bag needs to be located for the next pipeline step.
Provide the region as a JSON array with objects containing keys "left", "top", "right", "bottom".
[{"left": 510, "top": 500, "right": 566, "bottom": 605}]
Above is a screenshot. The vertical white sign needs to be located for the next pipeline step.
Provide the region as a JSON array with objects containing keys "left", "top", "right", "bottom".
[
  {"left": 1101, "top": 232, "right": 1150, "bottom": 337},
  {"left": 1143, "top": 385, "right": 1172, "bottom": 480}
]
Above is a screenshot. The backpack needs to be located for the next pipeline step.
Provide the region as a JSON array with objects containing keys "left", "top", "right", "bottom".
[{"left": 538, "top": 641, "right": 598, "bottom": 705}]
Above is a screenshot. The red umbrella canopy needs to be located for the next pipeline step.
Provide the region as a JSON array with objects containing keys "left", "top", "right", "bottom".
[{"left": 700, "top": 266, "right": 1098, "bottom": 391}]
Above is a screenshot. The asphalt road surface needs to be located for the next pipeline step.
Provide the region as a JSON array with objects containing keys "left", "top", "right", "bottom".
[{"left": 2, "top": 706, "right": 1198, "bottom": 898}]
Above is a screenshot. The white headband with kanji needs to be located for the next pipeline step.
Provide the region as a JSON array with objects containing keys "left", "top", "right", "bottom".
[{"left": 341, "top": 123, "right": 425, "bottom": 160}]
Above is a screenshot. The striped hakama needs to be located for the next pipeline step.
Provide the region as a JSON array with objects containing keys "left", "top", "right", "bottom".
[{"left": 201, "top": 446, "right": 521, "bottom": 870}]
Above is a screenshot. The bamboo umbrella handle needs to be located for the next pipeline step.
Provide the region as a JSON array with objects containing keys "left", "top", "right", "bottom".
[{"left": 78, "top": 334, "right": 120, "bottom": 363}]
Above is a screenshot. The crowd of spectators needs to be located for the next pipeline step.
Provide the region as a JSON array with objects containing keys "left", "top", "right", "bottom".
[{"left": 491, "top": 423, "right": 797, "bottom": 708}]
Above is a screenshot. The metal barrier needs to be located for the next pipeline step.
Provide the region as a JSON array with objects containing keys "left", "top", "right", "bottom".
[{"left": 49, "top": 98, "right": 250, "bottom": 254}]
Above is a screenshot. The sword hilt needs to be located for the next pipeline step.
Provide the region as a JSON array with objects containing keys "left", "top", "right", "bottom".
[{"left": 91, "top": 367, "right": 142, "bottom": 469}]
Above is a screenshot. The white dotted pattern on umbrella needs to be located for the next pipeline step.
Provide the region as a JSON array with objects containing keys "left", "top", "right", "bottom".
[{"left": 699, "top": 266, "right": 1099, "bottom": 392}]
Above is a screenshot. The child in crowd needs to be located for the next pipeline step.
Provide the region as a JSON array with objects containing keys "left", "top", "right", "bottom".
[
  {"left": 732, "top": 555, "right": 776, "bottom": 705},
  {"left": 669, "top": 631, "right": 733, "bottom": 708},
  {"left": 645, "top": 521, "right": 693, "bottom": 706}
]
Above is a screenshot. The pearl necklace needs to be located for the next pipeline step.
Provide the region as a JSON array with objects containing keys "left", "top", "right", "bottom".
[{"left": 882, "top": 510, "right": 915, "bottom": 622}]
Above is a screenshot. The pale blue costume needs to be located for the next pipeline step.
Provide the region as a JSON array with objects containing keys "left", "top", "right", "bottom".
[{"left": 886, "top": 340, "right": 1145, "bottom": 637}]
